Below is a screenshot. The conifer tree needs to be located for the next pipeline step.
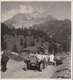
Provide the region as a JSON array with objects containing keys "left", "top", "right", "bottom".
[
  {"left": 29, "top": 40, "right": 35, "bottom": 46},
  {"left": 32, "top": 41, "right": 35, "bottom": 46},
  {"left": 23, "top": 40, "right": 27, "bottom": 48},
  {"left": 20, "top": 38, "right": 23, "bottom": 46},
  {"left": 2, "top": 39, "right": 7, "bottom": 50},
  {"left": 41, "top": 41, "right": 43, "bottom": 47},
  {"left": 12, "top": 44, "right": 18, "bottom": 52},
  {"left": 36, "top": 37, "right": 39, "bottom": 42}
]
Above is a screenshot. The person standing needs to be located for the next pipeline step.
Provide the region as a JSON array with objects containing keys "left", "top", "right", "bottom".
[
  {"left": 49, "top": 52, "right": 56, "bottom": 65},
  {"left": 1, "top": 51, "right": 9, "bottom": 72}
]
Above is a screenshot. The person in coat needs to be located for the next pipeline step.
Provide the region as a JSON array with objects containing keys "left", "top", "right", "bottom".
[{"left": 1, "top": 51, "right": 9, "bottom": 72}]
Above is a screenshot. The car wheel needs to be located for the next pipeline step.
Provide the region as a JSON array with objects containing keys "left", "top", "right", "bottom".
[
  {"left": 43, "top": 60, "right": 46, "bottom": 69},
  {"left": 24, "top": 63, "right": 28, "bottom": 71},
  {"left": 39, "top": 63, "right": 43, "bottom": 72},
  {"left": 45, "top": 60, "right": 48, "bottom": 67}
]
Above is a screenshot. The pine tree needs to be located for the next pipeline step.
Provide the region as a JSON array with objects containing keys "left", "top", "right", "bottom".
[
  {"left": 23, "top": 41, "right": 27, "bottom": 48},
  {"left": 20, "top": 38, "right": 23, "bottom": 46},
  {"left": 29, "top": 40, "right": 35, "bottom": 46},
  {"left": 42, "top": 38, "right": 44, "bottom": 43},
  {"left": 32, "top": 41, "right": 35, "bottom": 46},
  {"left": 36, "top": 37, "right": 39, "bottom": 42},
  {"left": 1, "top": 36, "right": 7, "bottom": 50},
  {"left": 12, "top": 44, "right": 18, "bottom": 52},
  {"left": 41, "top": 41, "right": 43, "bottom": 47},
  {"left": 29, "top": 41, "right": 32, "bottom": 46},
  {"left": 48, "top": 43, "right": 53, "bottom": 54},
  {"left": 54, "top": 44, "right": 57, "bottom": 54}
]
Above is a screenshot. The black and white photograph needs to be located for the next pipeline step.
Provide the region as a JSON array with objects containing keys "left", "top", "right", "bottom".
[{"left": 1, "top": 1, "right": 71, "bottom": 79}]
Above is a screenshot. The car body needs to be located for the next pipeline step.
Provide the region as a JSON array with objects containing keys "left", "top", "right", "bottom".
[{"left": 21, "top": 46, "right": 49, "bottom": 71}]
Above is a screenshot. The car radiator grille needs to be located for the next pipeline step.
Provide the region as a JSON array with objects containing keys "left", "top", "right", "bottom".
[{"left": 30, "top": 56, "right": 37, "bottom": 63}]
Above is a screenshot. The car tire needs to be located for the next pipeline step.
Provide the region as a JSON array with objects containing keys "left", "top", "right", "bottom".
[
  {"left": 45, "top": 60, "right": 48, "bottom": 67},
  {"left": 39, "top": 63, "right": 43, "bottom": 72},
  {"left": 24, "top": 63, "right": 28, "bottom": 71},
  {"left": 43, "top": 59, "right": 46, "bottom": 69}
]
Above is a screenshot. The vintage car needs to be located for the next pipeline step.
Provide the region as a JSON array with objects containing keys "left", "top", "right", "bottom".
[{"left": 21, "top": 46, "right": 49, "bottom": 71}]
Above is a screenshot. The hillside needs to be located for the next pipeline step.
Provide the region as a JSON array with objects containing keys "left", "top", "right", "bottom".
[
  {"left": 1, "top": 23, "right": 50, "bottom": 53},
  {"left": 1, "top": 13, "right": 71, "bottom": 52},
  {"left": 30, "top": 19, "right": 71, "bottom": 51}
]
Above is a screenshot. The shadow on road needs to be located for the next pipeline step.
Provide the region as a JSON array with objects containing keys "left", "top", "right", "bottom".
[{"left": 22, "top": 66, "right": 39, "bottom": 72}]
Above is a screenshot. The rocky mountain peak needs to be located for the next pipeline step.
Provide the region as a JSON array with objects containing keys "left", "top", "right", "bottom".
[{"left": 4, "top": 12, "right": 56, "bottom": 29}]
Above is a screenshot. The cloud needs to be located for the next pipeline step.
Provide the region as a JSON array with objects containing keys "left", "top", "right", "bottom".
[
  {"left": 1, "top": 4, "right": 52, "bottom": 22},
  {"left": 1, "top": 5, "right": 34, "bottom": 22},
  {"left": 1, "top": 9, "right": 17, "bottom": 22},
  {"left": 19, "top": 5, "right": 34, "bottom": 13}
]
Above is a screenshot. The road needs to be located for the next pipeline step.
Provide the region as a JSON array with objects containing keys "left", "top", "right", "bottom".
[{"left": 1, "top": 59, "right": 56, "bottom": 78}]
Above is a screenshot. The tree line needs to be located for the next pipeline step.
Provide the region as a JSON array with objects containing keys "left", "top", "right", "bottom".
[{"left": 1, "top": 23, "right": 70, "bottom": 53}]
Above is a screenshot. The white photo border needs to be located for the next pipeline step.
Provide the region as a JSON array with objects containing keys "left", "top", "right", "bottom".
[{"left": 0, "top": 0, "right": 72, "bottom": 80}]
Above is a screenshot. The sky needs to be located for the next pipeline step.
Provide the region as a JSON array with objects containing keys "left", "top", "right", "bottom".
[{"left": 1, "top": 2, "right": 71, "bottom": 22}]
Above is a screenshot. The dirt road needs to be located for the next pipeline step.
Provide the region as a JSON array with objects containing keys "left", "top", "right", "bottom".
[{"left": 1, "top": 59, "right": 56, "bottom": 78}]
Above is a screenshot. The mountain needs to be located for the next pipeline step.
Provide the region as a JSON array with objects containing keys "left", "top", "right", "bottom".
[
  {"left": 4, "top": 12, "right": 56, "bottom": 29},
  {"left": 30, "top": 19, "right": 71, "bottom": 51},
  {"left": 1, "top": 23, "right": 50, "bottom": 52},
  {"left": 2, "top": 12, "right": 71, "bottom": 51},
  {"left": 31, "top": 19, "right": 71, "bottom": 35}
]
